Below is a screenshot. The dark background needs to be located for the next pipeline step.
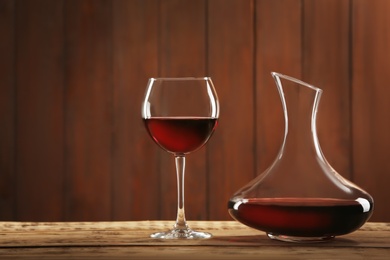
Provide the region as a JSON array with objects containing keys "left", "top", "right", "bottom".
[{"left": 1, "top": 0, "right": 389, "bottom": 222}]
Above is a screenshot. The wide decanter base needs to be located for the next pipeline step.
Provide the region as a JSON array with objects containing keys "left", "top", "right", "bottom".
[
  {"left": 150, "top": 227, "right": 212, "bottom": 239},
  {"left": 267, "top": 233, "right": 335, "bottom": 243}
]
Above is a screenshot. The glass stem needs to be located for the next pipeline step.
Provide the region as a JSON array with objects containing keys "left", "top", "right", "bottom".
[{"left": 174, "top": 155, "right": 188, "bottom": 230}]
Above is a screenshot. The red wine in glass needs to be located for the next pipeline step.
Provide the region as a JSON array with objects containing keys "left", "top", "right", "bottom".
[{"left": 144, "top": 117, "right": 218, "bottom": 154}]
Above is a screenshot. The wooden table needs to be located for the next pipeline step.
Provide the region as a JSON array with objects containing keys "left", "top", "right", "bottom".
[{"left": 0, "top": 221, "right": 389, "bottom": 259}]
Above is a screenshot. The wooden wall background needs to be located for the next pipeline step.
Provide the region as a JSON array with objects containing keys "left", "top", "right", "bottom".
[{"left": 0, "top": 0, "right": 389, "bottom": 222}]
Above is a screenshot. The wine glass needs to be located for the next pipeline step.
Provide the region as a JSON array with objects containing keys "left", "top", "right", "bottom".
[{"left": 142, "top": 77, "right": 219, "bottom": 239}]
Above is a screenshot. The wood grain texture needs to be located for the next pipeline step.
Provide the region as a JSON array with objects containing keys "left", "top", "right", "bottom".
[
  {"left": 111, "top": 0, "right": 160, "bottom": 220},
  {"left": 302, "top": 0, "right": 352, "bottom": 179},
  {"left": 15, "top": 0, "right": 64, "bottom": 221},
  {"left": 352, "top": 0, "right": 390, "bottom": 221},
  {"left": 0, "top": 221, "right": 389, "bottom": 247},
  {"left": 64, "top": 0, "right": 112, "bottom": 221},
  {"left": 0, "top": 221, "right": 389, "bottom": 259},
  {"left": 255, "top": 0, "right": 302, "bottom": 175},
  {"left": 0, "top": 247, "right": 389, "bottom": 260},
  {"left": 0, "top": 0, "right": 389, "bottom": 222},
  {"left": 208, "top": 0, "right": 255, "bottom": 220},
  {"left": 0, "top": 0, "right": 15, "bottom": 220}
]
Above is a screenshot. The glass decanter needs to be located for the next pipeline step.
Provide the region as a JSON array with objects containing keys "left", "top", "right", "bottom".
[{"left": 228, "top": 72, "right": 374, "bottom": 243}]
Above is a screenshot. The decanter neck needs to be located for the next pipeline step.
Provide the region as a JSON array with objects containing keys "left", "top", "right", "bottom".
[{"left": 272, "top": 73, "right": 323, "bottom": 161}]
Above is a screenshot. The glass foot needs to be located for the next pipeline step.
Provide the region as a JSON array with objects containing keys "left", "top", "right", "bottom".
[
  {"left": 151, "top": 227, "right": 212, "bottom": 239},
  {"left": 267, "top": 233, "right": 334, "bottom": 243}
]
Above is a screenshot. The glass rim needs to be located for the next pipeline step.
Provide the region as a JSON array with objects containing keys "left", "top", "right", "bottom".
[{"left": 149, "top": 77, "right": 212, "bottom": 81}]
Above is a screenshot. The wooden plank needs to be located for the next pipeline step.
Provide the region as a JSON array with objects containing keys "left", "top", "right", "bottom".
[
  {"left": 302, "top": 0, "right": 352, "bottom": 179},
  {"left": 15, "top": 0, "right": 64, "bottom": 221},
  {"left": 158, "top": 0, "right": 208, "bottom": 220},
  {"left": 111, "top": 0, "right": 160, "bottom": 220},
  {"left": 352, "top": 0, "right": 390, "bottom": 222},
  {"left": 0, "top": 0, "right": 15, "bottom": 220},
  {"left": 255, "top": 0, "right": 302, "bottom": 176},
  {"left": 207, "top": 0, "right": 255, "bottom": 220},
  {"left": 0, "top": 221, "right": 388, "bottom": 248},
  {"left": 64, "top": 0, "right": 112, "bottom": 221},
  {"left": 255, "top": 0, "right": 353, "bottom": 197},
  {"left": 1, "top": 0, "right": 389, "bottom": 224},
  {"left": 0, "top": 246, "right": 389, "bottom": 260},
  {"left": 0, "top": 221, "right": 389, "bottom": 260}
]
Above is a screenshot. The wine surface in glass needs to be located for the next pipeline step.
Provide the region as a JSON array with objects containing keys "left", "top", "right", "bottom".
[
  {"left": 144, "top": 117, "right": 218, "bottom": 154},
  {"left": 228, "top": 198, "right": 372, "bottom": 237}
]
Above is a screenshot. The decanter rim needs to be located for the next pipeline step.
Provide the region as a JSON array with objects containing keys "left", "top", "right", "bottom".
[{"left": 271, "top": 72, "right": 323, "bottom": 93}]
